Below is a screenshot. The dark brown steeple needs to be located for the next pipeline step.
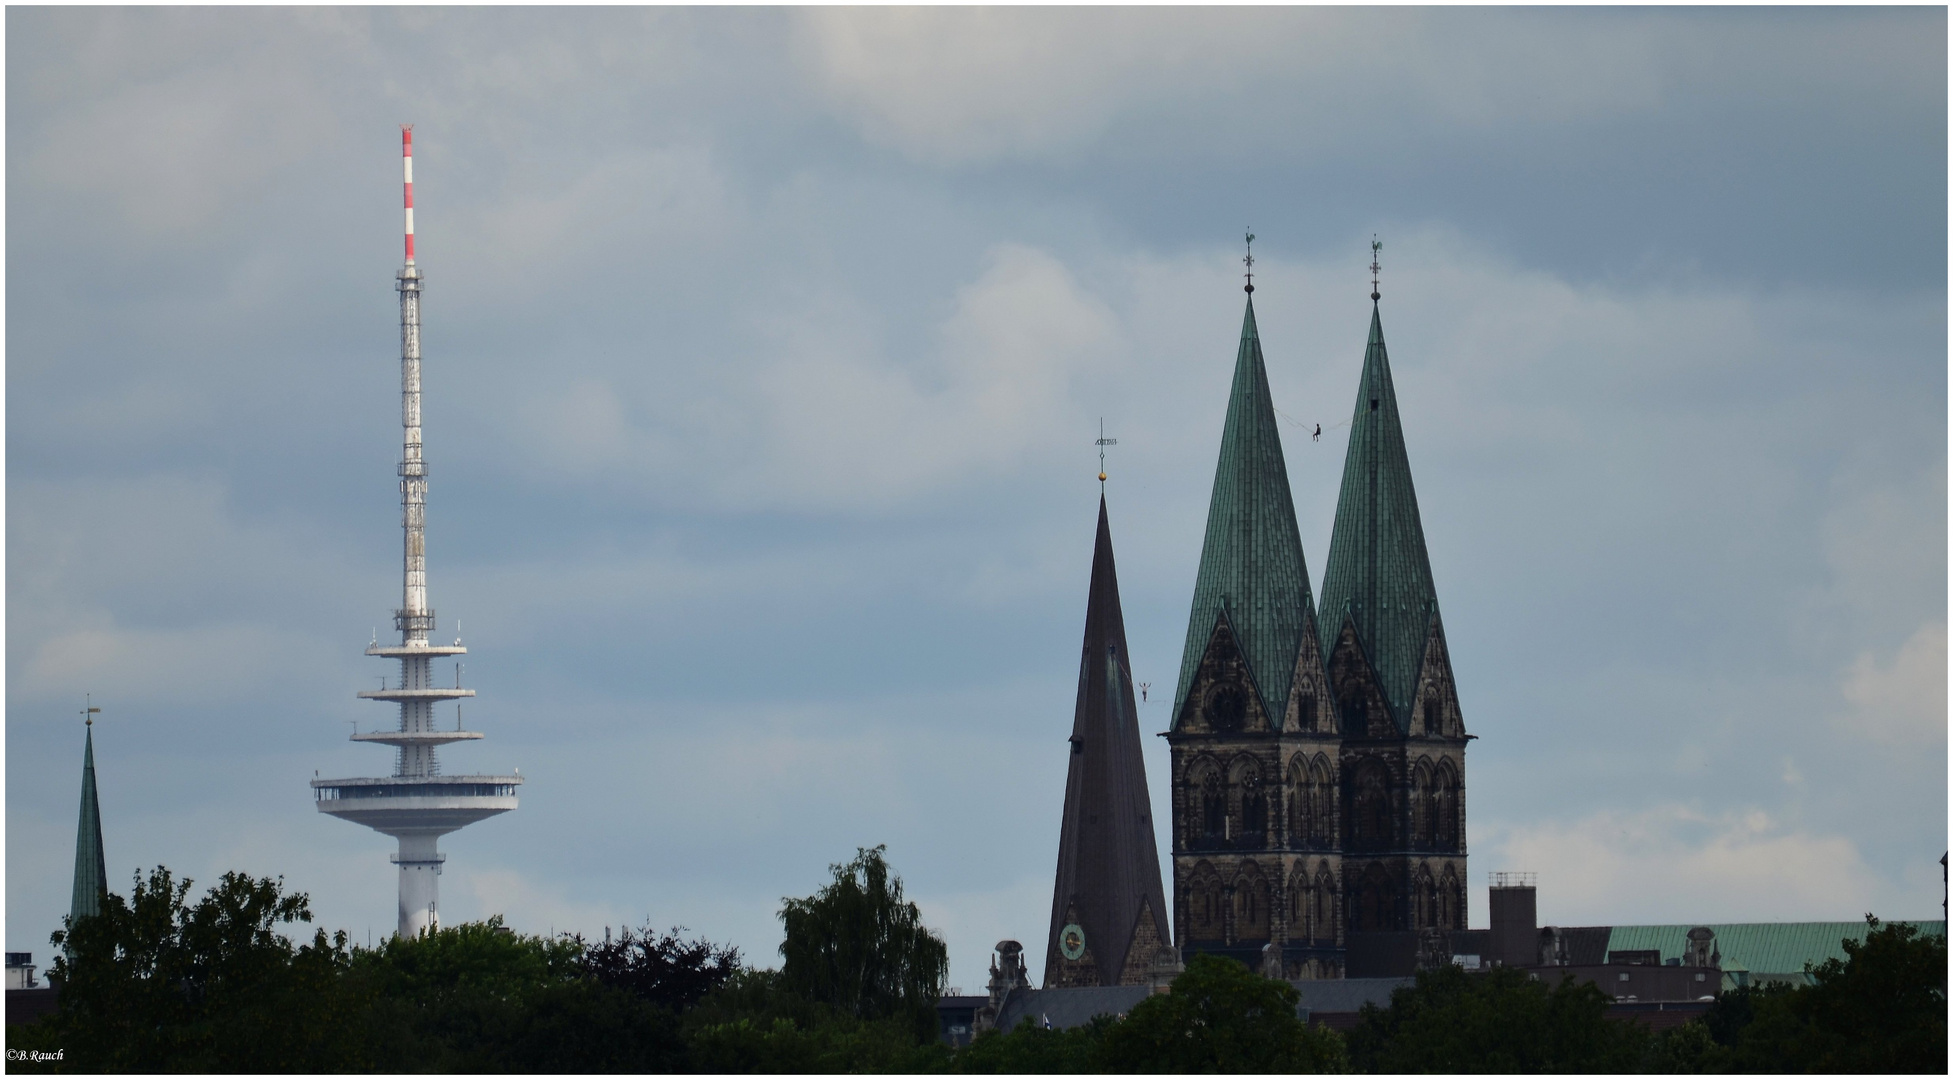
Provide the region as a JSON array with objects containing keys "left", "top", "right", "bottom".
[{"left": 1045, "top": 496, "right": 1172, "bottom": 988}]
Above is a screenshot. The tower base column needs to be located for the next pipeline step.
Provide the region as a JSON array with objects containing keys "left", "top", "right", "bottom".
[{"left": 393, "top": 834, "right": 446, "bottom": 940}]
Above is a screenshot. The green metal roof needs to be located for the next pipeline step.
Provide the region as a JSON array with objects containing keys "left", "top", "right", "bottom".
[
  {"left": 1317, "top": 303, "right": 1440, "bottom": 729},
  {"left": 70, "top": 725, "right": 107, "bottom": 923},
  {"left": 1172, "top": 298, "right": 1314, "bottom": 728},
  {"left": 1604, "top": 921, "right": 1947, "bottom": 975}
]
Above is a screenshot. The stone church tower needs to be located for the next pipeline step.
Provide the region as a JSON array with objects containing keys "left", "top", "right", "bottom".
[
  {"left": 1166, "top": 273, "right": 1466, "bottom": 979},
  {"left": 1045, "top": 496, "right": 1173, "bottom": 988},
  {"left": 1316, "top": 290, "right": 1468, "bottom": 940}
]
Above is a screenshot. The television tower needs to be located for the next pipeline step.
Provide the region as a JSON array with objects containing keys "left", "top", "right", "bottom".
[{"left": 313, "top": 126, "right": 521, "bottom": 940}]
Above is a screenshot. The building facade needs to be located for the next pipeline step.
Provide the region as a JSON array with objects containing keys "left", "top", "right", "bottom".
[{"left": 1165, "top": 284, "right": 1466, "bottom": 979}]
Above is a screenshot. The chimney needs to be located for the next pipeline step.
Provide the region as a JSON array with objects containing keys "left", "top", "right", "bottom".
[{"left": 1488, "top": 871, "right": 1537, "bottom": 966}]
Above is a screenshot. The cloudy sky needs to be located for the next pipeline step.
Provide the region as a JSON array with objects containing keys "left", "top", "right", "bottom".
[{"left": 7, "top": 7, "right": 1945, "bottom": 988}]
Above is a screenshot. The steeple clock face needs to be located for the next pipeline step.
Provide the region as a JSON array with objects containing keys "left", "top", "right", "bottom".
[{"left": 1060, "top": 923, "right": 1087, "bottom": 960}]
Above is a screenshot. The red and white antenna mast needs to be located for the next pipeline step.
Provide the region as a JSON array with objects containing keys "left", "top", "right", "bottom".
[{"left": 402, "top": 125, "right": 416, "bottom": 266}]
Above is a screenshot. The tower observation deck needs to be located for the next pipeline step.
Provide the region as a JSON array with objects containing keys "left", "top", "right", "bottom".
[{"left": 314, "top": 126, "right": 520, "bottom": 940}]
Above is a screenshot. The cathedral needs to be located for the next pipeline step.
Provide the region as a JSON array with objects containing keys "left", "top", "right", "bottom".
[
  {"left": 1164, "top": 262, "right": 1468, "bottom": 979},
  {"left": 1043, "top": 250, "right": 1467, "bottom": 986}
]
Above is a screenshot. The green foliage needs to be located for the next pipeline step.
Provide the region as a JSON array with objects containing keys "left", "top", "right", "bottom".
[
  {"left": 9, "top": 866, "right": 366, "bottom": 1073},
  {"left": 778, "top": 844, "right": 949, "bottom": 1041},
  {"left": 1101, "top": 954, "right": 1346, "bottom": 1072},
  {"left": 578, "top": 921, "right": 742, "bottom": 1010},
  {"left": 346, "top": 915, "right": 689, "bottom": 1072},
  {"left": 1345, "top": 963, "right": 1650, "bottom": 1073},
  {"left": 1695, "top": 915, "right": 1947, "bottom": 1073},
  {"left": 935, "top": 954, "right": 1343, "bottom": 1074},
  {"left": 938, "top": 1014, "right": 1116, "bottom": 1073},
  {"left": 681, "top": 965, "right": 939, "bottom": 1072},
  {"left": 7, "top": 854, "right": 953, "bottom": 1073}
]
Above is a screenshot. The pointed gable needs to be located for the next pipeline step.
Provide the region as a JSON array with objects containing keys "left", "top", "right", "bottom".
[
  {"left": 1318, "top": 303, "right": 1443, "bottom": 730},
  {"left": 71, "top": 726, "right": 107, "bottom": 923},
  {"left": 1172, "top": 298, "right": 1315, "bottom": 729},
  {"left": 1048, "top": 497, "right": 1173, "bottom": 987}
]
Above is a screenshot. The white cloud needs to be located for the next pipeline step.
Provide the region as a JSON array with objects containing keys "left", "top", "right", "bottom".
[
  {"left": 456, "top": 867, "right": 632, "bottom": 938},
  {"left": 1486, "top": 804, "right": 1881, "bottom": 926},
  {"left": 17, "top": 9, "right": 369, "bottom": 237},
  {"left": 1838, "top": 622, "right": 1947, "bottom": 747},
  {"left": 790, "top": 9, "right": 1935, "bottom": 167}
]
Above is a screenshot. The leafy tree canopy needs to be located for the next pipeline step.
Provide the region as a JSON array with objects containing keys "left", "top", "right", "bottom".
[
  {"left": 778, "top": 844, "right": 949, "bottom": 1040},
  {"left": 1345, "top": 962, "right": 1649, "bottom": 1073}
]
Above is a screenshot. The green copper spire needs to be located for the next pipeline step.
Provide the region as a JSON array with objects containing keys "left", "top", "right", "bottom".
[
  {"left": 70, "top": 721, "right": 107, "bottom": 924},
  {"left": 1172, "top": 298, "right": 1315, "bottom": 727},
  {"left": 1318, "top": 302, "right": 1441, "bottom": 729}
]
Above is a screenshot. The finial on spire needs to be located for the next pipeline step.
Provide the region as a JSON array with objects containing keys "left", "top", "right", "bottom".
[
  {"left": 1370, "top": 235, "right": 1382, "bottom": 302},
  {"left": 1095, "top": 419, "right": 1117, "bottom": 489},
  {"left": 1243, "top": 230, "right": 1256, "bottom": 294},
  {"left": 81, "top": 694, "right": 100, "bottom": 727}
]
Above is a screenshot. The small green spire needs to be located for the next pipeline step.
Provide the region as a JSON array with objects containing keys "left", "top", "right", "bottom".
[
  {"left": 70, "top": 720, "right": 107, "bottom": 925},
  {"left": 1172, "top": 296, "right": 1315, "bottom": 727},
  {"left": 1318, "top": 301, "right": 1442, "bottom": 729}
]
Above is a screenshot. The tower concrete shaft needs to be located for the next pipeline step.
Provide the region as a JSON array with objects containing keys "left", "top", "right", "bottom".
[{"left": 316, "top": 125, "right": 519, "bottom": 941}]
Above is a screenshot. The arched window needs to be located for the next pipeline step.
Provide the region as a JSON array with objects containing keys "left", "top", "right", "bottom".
[
  {"left": 1240, "top": 772, "right": 1267, "bottom": 842},
  {"left": 1236, "top": 870, "right": 1271, "bottom": 941},
  {"left": 1411, "top": 764, "right": 1433, "bottom": 848},
  {"left": 1291, "top": 870, "right": 1312, "bottom": 938},
  {"left": 1435, "top": 764, "right": 1460, "bottom": 852},
  {"left": 1199, "top": 772, "right": 1225, "bottom": 845},
  {"left": 1314, "top": 867, "right": 1337, "bottom": 941},
  {"left": 1353, "top": 864, "right": 1396, "bottom": 932},
  {"left": 1340, "top": 687, "right": 1368, "bottom": 734},
  {"left": 1289, "top": 760, "right": 1312, "bottom": 844},
  {"left": 1423, "top": 696, "right": 1442, "bottom": 735},
  {"left": 1349, "top": 761, "right": 1392, "bottom": 848},
  {"left": 1438, "top": 870, "right": 1462, "bottom": 929},
  {"left": 1413, "top": 867, "right": 1436, "bottom": 929},
  {"left": 1311, "top": 760, "right": 1334, "bottom": 843},
  {"left": 1188, "top": 867, "right": 1225, "bottom": 942},
  {"left": 1299, "top": 693, "right": 1317, "bottom": 733}
]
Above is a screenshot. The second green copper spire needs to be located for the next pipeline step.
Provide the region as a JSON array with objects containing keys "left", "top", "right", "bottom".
[{"left": 1317, "top": 301, "right": 1443, "bottom": 729}]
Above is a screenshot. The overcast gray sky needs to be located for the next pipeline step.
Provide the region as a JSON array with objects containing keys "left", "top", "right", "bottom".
[{"left": 8, "top": 7, "right": 1946, "bottom": 988}]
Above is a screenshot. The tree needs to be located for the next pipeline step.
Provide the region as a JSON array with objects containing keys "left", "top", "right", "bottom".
[
  {"left": 349, "top": 915, "right": 691, "bottom": 1072},
  {"left": 777, "top": 845, "right": 948, "bottom": 1041},
  {"left": 577, "top": 921, "right": 742, "bottom": 1011},
  {"left": 1344, "top": 963, "right": 1649, "bottom": 1073},
  {"left": 1703, "top": 915, "right": 1947, "bottom": 1073},
  {"left": 1097, "top": 953, "right": 1346, "bottom": 1073},
  {"left": 12, "top": 866, "right": 366, "bottom": 1072}
]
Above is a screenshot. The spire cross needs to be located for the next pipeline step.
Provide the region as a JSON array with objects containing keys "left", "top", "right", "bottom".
[
  {"left": 1243, "top": 229, "right": 1256, "bottom": 294},
  {"left": 1095, "top": 418, "right": 1117, "bottom": 488},
  {"left": 1370, "top": 236, "right": 1382, "bottom": 302}
]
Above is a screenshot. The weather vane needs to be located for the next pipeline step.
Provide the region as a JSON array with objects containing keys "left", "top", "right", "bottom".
[
  {"left": 81, "top": 693, "right": 100, "bottom": 727},
  {"left": 1095, "top": 419, "right": 1117, "bottom": 488},
  {"left": 1243, "top": 229, "right": 1256, "bottom": 294},
  {"left": 1370, "top": 235, "right": 1382, "bottom": 302}
]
